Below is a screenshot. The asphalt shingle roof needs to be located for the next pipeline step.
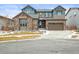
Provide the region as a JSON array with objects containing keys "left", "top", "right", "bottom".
[
  {"left": 36, "top": 9, "right": 52, "bottom": 12},
  {"left": 27, "top": 13, "right": 39, "bottom": 18}
]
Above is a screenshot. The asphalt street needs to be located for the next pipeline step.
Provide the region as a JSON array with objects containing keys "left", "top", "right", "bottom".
[{"left": 0, "top": 39, "right": 79, "bottom": 54}]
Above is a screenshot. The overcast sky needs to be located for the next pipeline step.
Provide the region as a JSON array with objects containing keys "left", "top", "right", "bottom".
[{"left": 0, "top": 4, "right": 79, "bottom": 18}]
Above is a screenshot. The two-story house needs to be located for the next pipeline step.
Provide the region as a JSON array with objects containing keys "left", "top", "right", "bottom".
[
  {"left": 66, "top": 8, "right": 79, "bottom": 30},
  {"left": 13, "top": 5, "right": 66, "bottom": 31}
]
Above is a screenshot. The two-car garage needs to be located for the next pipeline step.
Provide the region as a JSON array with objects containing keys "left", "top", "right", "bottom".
[
  {"left": 48, "top": 23, "right": 64, "bottom": 30},
  {"left": 46, "top": 19, "right": 66, "bottom": 30}
]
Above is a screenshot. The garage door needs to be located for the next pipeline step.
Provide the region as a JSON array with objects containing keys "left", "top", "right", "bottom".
[{"left": 48, "top": 23, "right": 64, "bottom": 30}]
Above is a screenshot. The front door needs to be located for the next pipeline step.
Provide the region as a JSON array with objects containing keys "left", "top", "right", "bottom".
[
  {"left": 38, "top": 20, "right": 46, "bottom": 29},
  {"left": 19, "top": 19, "right": 27, "bottom": 31}
]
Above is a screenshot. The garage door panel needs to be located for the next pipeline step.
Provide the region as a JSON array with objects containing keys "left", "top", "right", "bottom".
[{"left": 48, "top": 23, "right": 64, "bottom": 30}]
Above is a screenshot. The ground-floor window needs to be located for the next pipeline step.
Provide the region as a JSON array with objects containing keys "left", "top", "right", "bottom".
[
  {"left": 19, "top": 19, "right": 27, "bottom": 26},
  {"left": 19, "top": 19, "right": 27, "bottom": 30}
]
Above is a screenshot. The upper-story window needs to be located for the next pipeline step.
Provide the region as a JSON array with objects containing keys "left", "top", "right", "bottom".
[
  {"left": 24, "top": 8, "right": 35, "bottom": 14},
  {"left": 54, "top": 11, "right": 65, "bottom": 15},
  {"left": 57, "top": 11, "right": 62, "bottom": 15},
  {"left": 39, "top": 12, "right": 52, "bottom": 17},
  {"left": 48, "top": 12, "right": 52, "bottom": 17},
  {"left": 39, "top": 13, "right": 45, "bottom": 17},
  {"left": 39, "top": 13, "right": 42, "bottom": 17},
  {"left": 26, "top": 10, "right": 31, "bottom": 14},
  {"left": 46, "top": 13, "right": 48, "bottom": 17},
  {"left": 46, "top": 12, "right": 52, "bottom": 17}
]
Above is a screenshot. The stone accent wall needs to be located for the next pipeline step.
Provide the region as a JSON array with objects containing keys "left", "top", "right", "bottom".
[
  {"left": 32, "top": 19, "right": 38, "bottom": 30},
  {"left": 46, "top": 20, "right": 48, "bottom": 29},
  {"left": 13, "top": 12, "right": 33, "bottom": 31}
]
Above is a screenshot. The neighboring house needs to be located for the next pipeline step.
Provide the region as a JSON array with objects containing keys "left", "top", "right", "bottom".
[
  {"left": 8, "top": 19, "right": 14, "bottom": 31},
  {"left": 13, "top": 5, "right": 66, "bottom": 31},
  {"left": 0, "top": 16, "right": 12, "bottom": 31},
  {"left": 66, "top": 8, "right": 79, "bottom": 30}
]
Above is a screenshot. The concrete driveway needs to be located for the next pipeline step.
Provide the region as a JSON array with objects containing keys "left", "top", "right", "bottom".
[{"left": 41, "top": 30, "right": 73, "bottom": 39}]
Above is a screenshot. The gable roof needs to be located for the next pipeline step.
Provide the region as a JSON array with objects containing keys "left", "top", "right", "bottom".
[
  {"left": 22, "top": 5, "right": 36, "bottom": 11},
  {"left": 0, "top": 16, "right": 11, "bottom": 20},
  {"left": 12, "top": 12, "right": 32, "bottom": 19},
  {"left": 66, "top": 8, "right": 79, "bottom": 16},
  {"left": 54, "top": 5, "right": 66, "bottom": 11},
  {"left": 27, "top": 13, "right": 39, "bottom": 18},
  {"left": 13, "top": 11, "right": 39, "bottom": 19}
]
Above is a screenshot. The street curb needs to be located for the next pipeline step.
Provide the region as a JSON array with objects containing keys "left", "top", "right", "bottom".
[{"left": 0, "top": 37, "right": 42, "bottom": 43}]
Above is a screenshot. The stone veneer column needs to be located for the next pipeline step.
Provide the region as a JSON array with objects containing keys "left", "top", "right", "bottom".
[{"left": 46, "top": 21, "right": 48, "bottom": 30}]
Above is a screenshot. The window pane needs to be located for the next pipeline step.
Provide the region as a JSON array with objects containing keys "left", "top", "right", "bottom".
[
  {"left": 20, "top": 19, "right": 27, "bottom": 26},
  {"left": 58, "top": 11, "right": 62, "bottom": 15}
]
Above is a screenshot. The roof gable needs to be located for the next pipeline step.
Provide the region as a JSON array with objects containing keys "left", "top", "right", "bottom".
[
  {"left": 12, "top": 12, "right": 32, "bottom": 19},
  {"left": 54, "top": 5, "right": 66, "bottom": 11},
  {"left": 66, "top": 8, "right": 79, "bottom": 16},
  {"left": 0, "top": 16, "right": 11, "bottom": 20},
  {"left": 22, "top": 5, "right": 36, "bottom": 11}
]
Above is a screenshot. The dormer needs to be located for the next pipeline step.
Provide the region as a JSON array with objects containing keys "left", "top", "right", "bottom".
[
  {"left": 22, "top": 5, "right": 36, "bottom": 14},
  {"left": 53, "top": 5, "right": 66, "bottom": 15},
  {"left": 53, "top": 5, "right": 66, "bottom": 19}
]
